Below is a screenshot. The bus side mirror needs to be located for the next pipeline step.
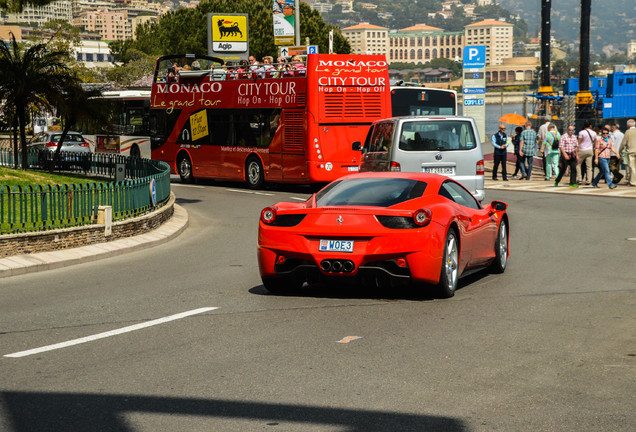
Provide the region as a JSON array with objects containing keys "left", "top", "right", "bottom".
[{"left": 352, "top": 141, "right": 362, "bottom": 151}]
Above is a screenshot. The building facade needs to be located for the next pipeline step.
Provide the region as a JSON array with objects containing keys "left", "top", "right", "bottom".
[
  {"left": 341, "top": 23, "right": 388, "bottom": 56},
  {"left": 388, "top": 24, "right": 463, "bottom": 64},
  {"left": 3, "top": 0, "right": 73, "bottom": 26},
  {"left": 464, "top": 19, "right": 513, "bottom": 66}
]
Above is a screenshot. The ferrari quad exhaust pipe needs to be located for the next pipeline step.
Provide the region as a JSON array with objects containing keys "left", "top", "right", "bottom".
[
  {"left": 320, "top": 260, "right": 332, "bottom": 272},
  {"left": 320, "top": 259, "right": 355, "bottom": 273},
  {"left": 331, "top": 260, "right": 343, "bottom": 272}
]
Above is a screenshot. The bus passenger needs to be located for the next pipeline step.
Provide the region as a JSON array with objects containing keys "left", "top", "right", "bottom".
[
  {"left": 236, "top": 59, "right": 249, "bottom": 79},
  {"left": 224, "top": 61, "right": 235, "bottom": 80},
  {"left": 276, "top": 57, "right": 292, "bottom": 77},
  {"left": 292, "top": 55, "right": 306, "bottom": 76},
  {"left": 191, "top": 60, "right": 201, "bottom": 70},
  {"left": 211, "top": 64, "right": 227, "bottom": 81},
  {"left": 257, "top": 56, "right": 276, "bottom": 78}
]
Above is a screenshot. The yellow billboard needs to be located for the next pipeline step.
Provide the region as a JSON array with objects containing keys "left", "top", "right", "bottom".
[{"left": 190, "top": 111, "right": 209, "bottom": 142}]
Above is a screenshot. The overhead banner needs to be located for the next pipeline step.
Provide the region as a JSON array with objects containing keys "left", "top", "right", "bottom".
[
  {"left": 207, "top": 13, "right": 249, "bottom": 61},
  {"left": 273, "top": 0, "right": 295, "bottom": 45}
]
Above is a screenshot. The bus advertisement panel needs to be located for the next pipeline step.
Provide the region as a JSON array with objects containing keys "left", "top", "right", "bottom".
[{"left": 149, "top": 54, "right": 391, "bottom": 187}]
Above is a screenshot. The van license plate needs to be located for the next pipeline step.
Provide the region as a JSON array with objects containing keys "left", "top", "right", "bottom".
[
  {"left": 319, "top": 240, "right": 354, "bottom": 253},
  {"left": 423, "top": 167, "right": 455, "bottom": 175}
]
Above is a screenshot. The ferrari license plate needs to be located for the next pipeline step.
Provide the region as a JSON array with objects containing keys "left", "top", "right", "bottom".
[
  {"left": 319, "top": 239, "right": 354, "bottom": 253},
  {"left": 423, "top": 166, "right": 455, "bottom": 175}
]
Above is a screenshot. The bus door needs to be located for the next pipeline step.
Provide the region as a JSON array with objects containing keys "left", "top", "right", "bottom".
[
  {"left": 280, "top": 109, "right": 306, "bottom": 181},
  {"left": 229, "top": 110, "right": 282, "bottom": 181}
]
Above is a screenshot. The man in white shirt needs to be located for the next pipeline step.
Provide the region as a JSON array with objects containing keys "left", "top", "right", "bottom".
[
  {"left": 619, "top": 119, "right": 636, "bottom": 186},
  {"left": 537, "top": 119, "right": 550, "bottom": 176},
  {"left": 609, "top": 123, "right": 624, "bottom": 184},
  {"left": 577, "top": 121, "right": 596, "bottom": 184}
]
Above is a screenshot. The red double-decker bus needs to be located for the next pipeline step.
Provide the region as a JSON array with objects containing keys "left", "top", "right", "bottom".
[{"left": 149, "top": 53, "right": 391, "bottom": 187}]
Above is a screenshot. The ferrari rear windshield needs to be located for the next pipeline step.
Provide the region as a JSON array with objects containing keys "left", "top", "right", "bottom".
[{"left": 316, "top": 178, "right": 427, "bottom": 207}]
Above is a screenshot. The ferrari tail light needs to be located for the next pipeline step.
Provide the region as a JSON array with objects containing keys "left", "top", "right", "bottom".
[
  {"left": 390, "top": 161, "right": 401, "bottom": 172},
  {"left": 413, "top": 208, "right": 432, "bottom": 227},
  {"left": 476, "top": 160, "right": 485, "bottom": 176},
  {"left": 45, "top": 142, "right": 57, "bottom": 147},
  {"left": 260, "top": 206, "right": 277, "bottom": 224}
]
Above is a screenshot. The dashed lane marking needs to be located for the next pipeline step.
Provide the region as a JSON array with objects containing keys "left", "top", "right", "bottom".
[
  {"left": 225, "top": 188, "right": 274, "bottom": 196},
  {"left": 4, "top": 307, "right": 219, "bottom": 358},
  {"left": 171, "top": 184, "right": 205, "bottom": 188}
]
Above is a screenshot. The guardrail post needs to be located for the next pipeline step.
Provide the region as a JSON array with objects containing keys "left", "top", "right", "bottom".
[{"left": 97, "top": 205, "right": 112, "bottom": 236}]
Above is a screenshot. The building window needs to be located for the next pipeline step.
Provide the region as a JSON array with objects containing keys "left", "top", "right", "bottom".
[
  {"left": 417, "top": 49, "right": 422, "bottom": 60},
  {"left": 410, "top": 49, "right": 415, "bottom": 60}
]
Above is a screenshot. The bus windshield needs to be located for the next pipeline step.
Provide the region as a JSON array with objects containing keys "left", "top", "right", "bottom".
[{"left": 390, "top": 86, "right": 457, "bottom": 116}]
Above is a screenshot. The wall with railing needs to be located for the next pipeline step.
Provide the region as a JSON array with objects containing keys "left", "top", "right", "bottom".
[{"left": 0, "top": 150, "right": 171, "bottom": 234}]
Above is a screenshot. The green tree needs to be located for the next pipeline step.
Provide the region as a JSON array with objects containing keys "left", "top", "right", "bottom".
[
  {"left": 105, "top": 49, "right": 155, "bottom": 88},
  {"left": 131, "top": 0, "right": 349, "bottom": 60},
  {"left": 0, "top": 34, "right": 76, "bottom": 169}
]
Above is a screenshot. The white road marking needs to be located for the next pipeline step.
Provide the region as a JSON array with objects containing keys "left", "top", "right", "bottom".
[
  {"left": 4, "top": 307, "right": 218, "bottom": 358},
  {"left": 171, "top": 184, "right": 205, "bottom": 188},
  {"left": 225, "top": 188, "right": 274, "bottom": 196},
  {"left": 337, "top": 336, "right": 362, "bottom": 344}
]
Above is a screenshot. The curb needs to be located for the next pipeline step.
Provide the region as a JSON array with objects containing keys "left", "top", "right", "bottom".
[{"left": 0, "top": 204, "right": 188, "bottom": 279}]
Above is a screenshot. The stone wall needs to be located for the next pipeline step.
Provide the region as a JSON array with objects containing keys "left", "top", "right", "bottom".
[{"left": 0, "top": 193, "right": 176, "bottom": 258}]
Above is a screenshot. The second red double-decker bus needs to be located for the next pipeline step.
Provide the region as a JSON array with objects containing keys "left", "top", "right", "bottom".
[{"left": 150, "top": 53, "right": 391, "bottom": 187}]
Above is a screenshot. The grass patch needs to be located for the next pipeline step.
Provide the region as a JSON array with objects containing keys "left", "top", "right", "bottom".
[{"left": 0, "top": 167, "right": 101, "bottom": 189}]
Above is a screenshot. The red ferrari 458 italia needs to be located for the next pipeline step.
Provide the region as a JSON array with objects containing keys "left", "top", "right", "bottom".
[{"left": 258, "top": 172, "right": 509, "bottom": 297}]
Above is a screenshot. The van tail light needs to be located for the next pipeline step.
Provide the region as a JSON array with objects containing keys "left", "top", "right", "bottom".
[
  {"left": 45, "top": 142, "right": 57, "bottom": 147},
  {"left": 260, "top": 206, "right": 277, "bottom": 224},
  {"left": 476, "top": 159, "right": 485, "bottom": 176},
  {"left": 389, "top": 161, "right": 401, "bottom": 172},
  {"left": 412, "top": 208, "right": 432, "bottom": 227}
]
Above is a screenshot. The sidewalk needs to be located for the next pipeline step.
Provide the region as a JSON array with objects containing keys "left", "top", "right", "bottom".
[
  {"left": 0, "top": 204, "right": 188, "bottom": 279},
  {"left": 484, "top": 155, "right": 636, "bottom": 199}
]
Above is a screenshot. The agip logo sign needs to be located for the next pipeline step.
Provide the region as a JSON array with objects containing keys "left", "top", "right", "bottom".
[{"left": 207, "top": 13, "right": 248, "bottom": 58}]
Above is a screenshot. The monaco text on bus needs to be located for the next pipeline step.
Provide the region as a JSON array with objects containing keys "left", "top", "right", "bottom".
[{"left": 149, "top": 54, "right": 391, "bottom": 187}]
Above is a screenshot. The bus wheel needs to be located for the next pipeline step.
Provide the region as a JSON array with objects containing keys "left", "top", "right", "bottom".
[
  {"left": 246, "top": 157, "right": 264, "bottom": 189},
  {"left": 130, "top": 144, "right": 141, "bottom": 159},
  {"left": 178, "top": 154, "right": 194, "bottom": 183}
]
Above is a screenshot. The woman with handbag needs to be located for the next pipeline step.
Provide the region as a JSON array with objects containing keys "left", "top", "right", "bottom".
[{"left": 591, "top": 129, "right": 620, "bottom": 189}]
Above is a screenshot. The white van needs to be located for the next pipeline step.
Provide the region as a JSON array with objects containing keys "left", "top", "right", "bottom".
[{"left": 358, "top": 116, "right": 485, "bottom": 201}]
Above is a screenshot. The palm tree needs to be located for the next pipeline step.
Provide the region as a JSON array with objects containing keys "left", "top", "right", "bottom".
[{"left": 0, "top": 33, "right": 76, "bottom": 169}]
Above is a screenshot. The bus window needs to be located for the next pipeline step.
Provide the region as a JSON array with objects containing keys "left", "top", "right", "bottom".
[{"left": 390, "top": 86, "right": 457, "bottom": 116}]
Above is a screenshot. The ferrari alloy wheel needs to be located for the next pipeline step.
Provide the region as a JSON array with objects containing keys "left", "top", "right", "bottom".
[
  {"left": 262, "top": 276, "right": 302, "bottom": 295},
  {"left": 438, "top": 229, "right": 459, "bottom": 298},
  {"left": 490, "top": 219, "right": 508, "bottom": 274},
  {"left": 178, "top": 154, "right": 194, "bottom": 183},
  {"left": 246, "top": 157, "right": 264, "bottom": 189}
]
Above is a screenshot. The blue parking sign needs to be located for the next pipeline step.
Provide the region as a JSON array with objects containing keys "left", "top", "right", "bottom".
[
  {"left": 463, "top": 46, "right": 486, "bottom": 68},
  {"left": 308, "top": 45, "right": 318, "bottom": 54}
]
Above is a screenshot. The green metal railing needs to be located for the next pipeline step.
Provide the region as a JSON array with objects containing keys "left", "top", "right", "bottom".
[{"left": 0, "top": 149, "right": 171, "bottom": 234}]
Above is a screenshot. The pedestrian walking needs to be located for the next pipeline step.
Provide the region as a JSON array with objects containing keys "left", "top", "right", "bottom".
[
  {"left": 619, "top": 119, "right": 636, "bottom": 186},
  {"left": 519, "top": 121, "right": 538, "bottom": 180},
  {"left": 577, "top": 121, "right": 596, "bottom": 184},
  {"left": 554, "top": 125, "right": 579, "bottom": 187},
  {"left": 609, "top": 123, "right": 625, "bottom": 184},
  {"left": 511, "top": 126, "right": 523, "bottom": 178},
  {"left": 591, "top": 128, "right": 620, "bottom": 189},
  {"left": 541, "top": 123, "right": 560, "bottom": 181},
  {"left": 491, "top": 124, "right": 509, "bottom": 181}
]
